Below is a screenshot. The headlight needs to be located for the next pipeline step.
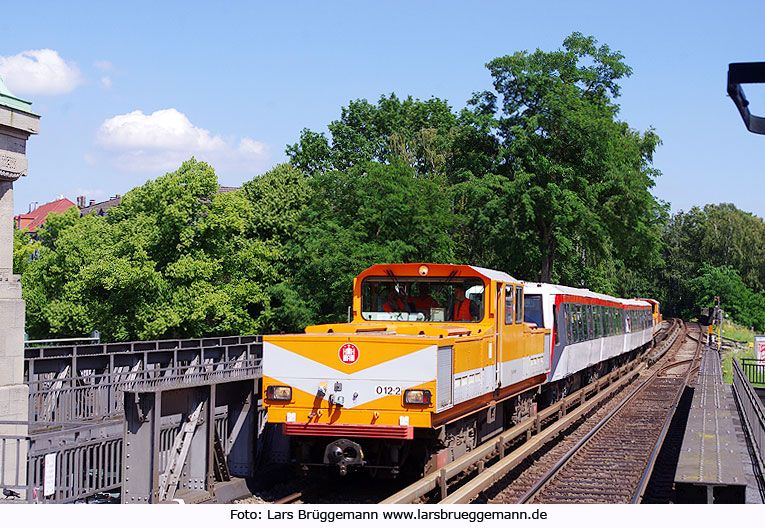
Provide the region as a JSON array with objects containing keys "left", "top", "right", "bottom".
[
  {"left": 404, "top": 389, "right": 432, "bottom": 405},
  {"left": 266, "top": 385, "right": 292, "bottom": 401}
]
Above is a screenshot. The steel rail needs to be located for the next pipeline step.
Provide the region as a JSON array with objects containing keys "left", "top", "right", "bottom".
[
  {"left": 632, "top": 323, "right": 703, "bottom": 502},
  {"left": 382, "top": 319, "right": 683, "bottom": 505},
  {"left": 274, "top": 492, "right": 302, "bottom": 504},
  {"left": 382, "top": 360, "right": 642, "bottom": 504},
  {"left": 517, "top": 322, "right": 700, "bottom": 504}
]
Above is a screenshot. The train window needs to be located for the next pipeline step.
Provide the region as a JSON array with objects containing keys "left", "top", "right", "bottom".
[
  {"left": 360, "top": 276, "right": 485, "bottom": 322},
  {"left": 515, "top": 286, "right": 523, "bottom": 324},
  {"left": 586, "top": 305, "right": 594, "bottom": 339},
  {"left": 524, "top": 294, "right": 543, "bottom": 328},
  {"left": 564, "top": 305, "right": 572, "bottom": 342},
  {"left": 576, "top": 305, "right": 584, "bottom": 342},
  {"left": 598, "top": 306, "right": 604, "bottom": 337},
  {"left": 553, "top": 305, "right": 560, "bottom": 345},
  {"left": 505, "top": 285, "right": 514, "bottom": 325},
  {"left": 604, "top": 308, "right": 610, "bottom": 336},
  {"left": 609, "top": 307, "right": 615, "bottom": 335},
  {"left": 584, "top": 306, "right": 589, "bottom": 341},
  {"left": 594, "top": 306, "right": 601, "bottom": 338}
]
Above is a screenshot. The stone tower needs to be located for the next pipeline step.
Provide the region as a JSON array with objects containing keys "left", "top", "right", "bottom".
[{"left": 0, "top": 76, "right": 39, "bottom": 495}]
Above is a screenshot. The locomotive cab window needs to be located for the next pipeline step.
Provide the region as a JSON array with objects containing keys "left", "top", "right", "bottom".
[
  {"left": 360, "top": 276, "right": 485, "bottom": 322},
  {"left": 515, "top": 286, "right": 523, "bottom": 324},
  {"left": 505, "top": 285, "right": 514, "bottom": 325},
  {"left": 523, "top": 294, "right": 543, "bottom": 328}
]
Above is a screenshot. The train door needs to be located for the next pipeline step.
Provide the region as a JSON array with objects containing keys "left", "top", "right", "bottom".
[
  {"left": 495, "top": 282, "right": 504, "bottom": 389},
  {"left": 498, "top": 284, "right": 524, "bottom": 389}
]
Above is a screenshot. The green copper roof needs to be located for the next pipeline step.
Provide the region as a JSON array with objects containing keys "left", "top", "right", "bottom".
[{"left": 0, "top": 76, "right": 38, "bottom": 116}]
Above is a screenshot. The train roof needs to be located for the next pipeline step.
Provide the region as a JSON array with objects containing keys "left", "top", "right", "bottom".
[
  {"left": 357, "top": 263, "right": 519, "bottom": 283},
  {"left": 523, "top": 282, "right": 651, "bottom": 308}
]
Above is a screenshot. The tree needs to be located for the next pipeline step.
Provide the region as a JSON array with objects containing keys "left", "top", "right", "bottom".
[
  {"left": 12, "top": 225, "right": 43, "bottom": 276},
  {"left": 287, "top": 93, "right": 459, "bottom": 180},
  {"left": 698, "top": 203, "right": 765, "bottom": 292},
  {"left": 655, "top": 203, "right": 765, "bottom": 323},
  {"left": 22, "top": 159, "right": 284, "bottom": 340},
  {"left": 688, "top": 264, "right": 765, "bottom": 331},
  {"left": 287, "top": 161, "right": 456, "bottom": 323},
  {"left": 466, "top": 33, "right": 664, "bottom": 286}
]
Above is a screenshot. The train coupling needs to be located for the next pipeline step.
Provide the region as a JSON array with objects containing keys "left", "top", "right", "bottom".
[{"left": 323, "top": 438, "right": 364, "bottom": 476}]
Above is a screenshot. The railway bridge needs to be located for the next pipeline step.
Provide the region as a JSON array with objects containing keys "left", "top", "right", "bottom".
[{"left": 0, "top": 335, "right": 267, "bottom": 503}]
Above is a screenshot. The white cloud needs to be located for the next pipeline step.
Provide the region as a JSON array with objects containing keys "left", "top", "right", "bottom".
[
  {"left": 100, "top": 76, "right": 112, "bottom": 89},
  {"left": 0, "top": 49, "right": 83, "bottom": 96},
  {"left": 94, "top": 60, "right": 113, "bottom": 71},
  {"left": 95, "top": 108, "right": 270, "bottom": 174}
]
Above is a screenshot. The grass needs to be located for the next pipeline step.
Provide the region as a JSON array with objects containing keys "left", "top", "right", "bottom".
[
  {"left": 717, "top": 319, "right": 758, "bottom": 384},
  {"left": 721, "top": 319, "right": 756, "bottom": 343}
]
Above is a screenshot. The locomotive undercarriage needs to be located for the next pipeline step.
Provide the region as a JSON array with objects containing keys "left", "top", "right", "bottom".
[{"left": 293, "top": 434, "right": 424, "bottom": 478}]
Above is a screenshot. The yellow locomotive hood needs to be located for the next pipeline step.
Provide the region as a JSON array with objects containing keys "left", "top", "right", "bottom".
[{"left": 263, "top": 331, "right": 447, "bottom": 412}]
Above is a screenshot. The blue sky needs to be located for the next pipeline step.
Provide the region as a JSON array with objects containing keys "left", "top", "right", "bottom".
[{"left": 3, "top": 1, "right": 765, "bottom": 219}]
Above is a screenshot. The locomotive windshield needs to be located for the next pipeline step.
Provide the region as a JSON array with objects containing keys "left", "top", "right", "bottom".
[{"left": 361, "top": 276, "right": 485, "bottom": 322}]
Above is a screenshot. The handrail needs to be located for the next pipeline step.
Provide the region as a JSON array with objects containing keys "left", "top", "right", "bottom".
[{"left": 732, "top": 358, "right": 765, "bottom": 491}]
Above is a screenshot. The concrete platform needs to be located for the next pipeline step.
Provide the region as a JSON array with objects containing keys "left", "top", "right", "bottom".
[{"left": 674, "top": 348, "right": 749, "bottom": 503}]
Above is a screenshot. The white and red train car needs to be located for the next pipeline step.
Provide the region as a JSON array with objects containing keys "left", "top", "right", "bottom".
[{"left": 523, "top": 282, "right": 654, "bottom": 400}]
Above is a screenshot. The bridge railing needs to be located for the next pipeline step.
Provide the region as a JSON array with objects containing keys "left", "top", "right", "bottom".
[
  {"left": 741, "top": 358, "right": 765, "bottom": 386},
  {"left": 1, "top": 410, "right": 232, "bottom": 504},
  {"left": 28, "top": 358, "right": 261, "bottom": 424},
  {"left": 732, "top": 358, "right": 765, "bottom": 487}
]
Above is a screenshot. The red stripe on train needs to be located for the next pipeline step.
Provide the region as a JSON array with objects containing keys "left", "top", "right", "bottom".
[{"left": 282, "top": 422, "right": 415, "bottom": 439}]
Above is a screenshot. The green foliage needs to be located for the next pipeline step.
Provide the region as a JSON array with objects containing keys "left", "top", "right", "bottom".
[
  {"left": 36, "top": 207, "right": 80, "bottom": 250},
  {"left": 288, "top": 161, "right": 456, "bottom": 323},
  {"left": 22, "top": 159, "right": 284, "bottom": 341},
  {"left": 658, "top": 203, "right": 765, "bottom": 328},
  {"left": 722, "top": 319, "right": 755, "bottom": 344},
  {"left": 13, "top": 226, "right": 42, "bottom": 275},
  {"left": 464, "top": 32, "right": 664, "bottom": 287},
  {"left": 18, "top": 34, "right": 693, "bottom": 339},
  {"left": 687, "top": 264, "right": 765, "bottom": 331},
  {"left": 287, "top": 94, "right": 459, "bottom": 179}
]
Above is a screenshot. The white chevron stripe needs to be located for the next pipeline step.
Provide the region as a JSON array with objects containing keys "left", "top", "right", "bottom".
[{"left": 264, "top": 342, "right": 436, "bottom": 409}]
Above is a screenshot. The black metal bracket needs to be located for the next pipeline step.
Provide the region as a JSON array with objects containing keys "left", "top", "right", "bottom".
[{"left": 728, "top": 62, "right": 765, "bottom": 134}]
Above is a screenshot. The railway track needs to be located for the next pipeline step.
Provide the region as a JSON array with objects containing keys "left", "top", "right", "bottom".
[
  {"left": 516, "top": 322, "right": 703, "bottom": 504},
  {"left": 382, "top": 319, "right": 685, "bottom": 505},
  {"left": 239, "top": 469, "right": 403, "bottom": 504}
]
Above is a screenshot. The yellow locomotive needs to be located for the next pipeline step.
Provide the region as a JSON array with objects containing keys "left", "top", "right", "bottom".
[{"left": 263, "top": 263, "right": 653, "bottom": 476}]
